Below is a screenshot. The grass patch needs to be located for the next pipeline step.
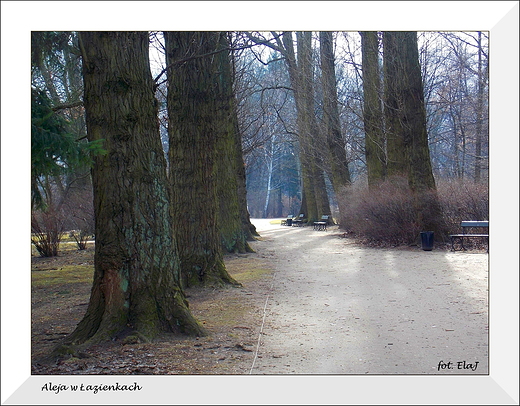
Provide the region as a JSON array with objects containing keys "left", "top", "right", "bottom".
[
  {"left": 225, "top": 257, "right": 272, "bottom": 284},
  {"left": 187, "top": 255, "right": 273, "bottom": 331},
  {"left": 197, "top": 296, "right": 250, "bottom": 328},
  {"left": 32, "top": 265, "right": 94, "bottom": 288},
  {"left": 31, "top": 241, "right": 94, "bottom": 257}
]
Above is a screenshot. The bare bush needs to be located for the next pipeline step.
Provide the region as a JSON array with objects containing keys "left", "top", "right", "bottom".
[
  {"left": 31, "top": 209, "right": 65, "bottom": 257},
  {"left": 69, "top": 230, "right": 91, "bottom": 250},
  {"left": 337, "top": 176, "right": 488, "bottom": 247},
  {"left": 338, "top": 176, "right": 421, "bottom": 245},
  {"left": 437, "top": 180, "right": 489, "bottom": 233},
  {"left": 60, "top": 176, "right": 95, "bottom": 250}
]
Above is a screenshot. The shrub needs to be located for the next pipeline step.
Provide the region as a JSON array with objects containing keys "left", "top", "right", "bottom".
[
  {"left": 337, "top": 176, "right": 489, "bottom": 247},
  {"left": 31, "top": 209, "right": 64, "bottom": 257},
  {"left": 437, "top": 179, "right": 489, "bottom": 233},
  {"left": 69, "top": 230, "right": 92, "bottom": 250},
  {"left": 60, "top": 178, "right": 95, "bottom": 250},
  {"left": 338, "top": 176, "right": 421, "bottom": 245}
]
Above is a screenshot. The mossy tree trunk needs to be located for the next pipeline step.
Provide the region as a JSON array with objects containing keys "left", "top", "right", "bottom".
[
  {"left": 164, "top": 31, "right": 239, "bottom": 287},
  {"left": 360, "top": 31, "right": 386, "bottom": 186},
  {"left": 235, "top": 115, "right": 259, "bottom": 240},
  {"left": 62, "top": 32, "right": 205, "bottom": 350},
  {"left": 213, "top": 32, "right": 254, "bottom": 253},
  {"left": 319, "top": 31, "right": 351, "bottom": 192},
  {"left": 382, "top": 31, "right": 446, "bottom": 236},
  {"left": 383, "top": 31, "right": 408, "bottom": 177}
]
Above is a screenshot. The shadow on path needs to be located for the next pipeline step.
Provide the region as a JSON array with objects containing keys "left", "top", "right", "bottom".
[{"left": 249, "top": 219, "right": 489, "bottom": 375}]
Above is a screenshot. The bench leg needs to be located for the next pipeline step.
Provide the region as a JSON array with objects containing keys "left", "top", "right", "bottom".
[{"left": 451, "top": 236, "right": 465, "bottom": 251}]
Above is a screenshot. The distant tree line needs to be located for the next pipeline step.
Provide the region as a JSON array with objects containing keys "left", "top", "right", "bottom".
[{"left": 238, "top": 32, "right": 488, "bottom": 224}]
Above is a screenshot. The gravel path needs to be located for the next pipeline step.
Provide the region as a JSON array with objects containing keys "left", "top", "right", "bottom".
[{"left": 248, "top": 219, "right": 489, "bottom": 375}]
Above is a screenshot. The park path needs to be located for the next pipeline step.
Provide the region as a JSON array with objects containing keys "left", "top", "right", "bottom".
[{"left": 247, "top": 219, "right": 489, "bottom": 375}]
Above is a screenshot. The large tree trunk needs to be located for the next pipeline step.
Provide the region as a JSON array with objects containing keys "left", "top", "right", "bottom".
[
  {"left": 383, "top": 31, "right": 408, "bottom": 177},
  {"left": 213, "top": 32, "right": 254, "bottom": 253},
  {"left": 398, "top": 32, "right": 436, "bottom": 191},
  {"left": 383, "top": 31, "right": 445, "bottom": 236},
  {"left": 298, "top": 32, "right": 330, "bottom": 221},
  {"left": 235, "top": 116, "right": 259, "bottom": 239},
  {"left": 319, "top": 31, "right": 351, "bottom": 191},
  {"left": 360, "top": 31, "right": 386, "bottom": 186},
  {"left": 164, "top": 31, "right": 239, "bottom": 287},
  {"left": 61, "top": 32, "right": 206, "bottom": 351}
]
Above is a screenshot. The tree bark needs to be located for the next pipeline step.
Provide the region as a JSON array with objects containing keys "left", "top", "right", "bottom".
[
  {"left": 383, "top": 31, "right": 445, "bottom": 236},
  {"left": 235, "top": 115, "right": 259, "bottom": 239},
  {"left": 360, "top": 31, "right": 386, "bottom": 186},
  {"left": 383, "top": 31, "right": 408, "bottom": 177},
  {"left": 319, "top": 31, "right": 351, "bottom": 191},
  {"left": 61, "top": 32, "right": 205, "bottom": 351},
  {"left": 213, "top": 32, "right": 254, "bottom": 253},
  {"left": 164, "top": 31, "right": 239, "bottom": 287}
]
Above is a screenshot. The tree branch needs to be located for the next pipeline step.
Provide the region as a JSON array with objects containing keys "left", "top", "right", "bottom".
[
  {"left": 244, "top": 32, "right": 287, "bottom": 56},
  {"left": 154, "top": 32, "right": 287, "bottom": 84},
  {"left": 52, "top": 100, "right": 83, "bottom": 112}
]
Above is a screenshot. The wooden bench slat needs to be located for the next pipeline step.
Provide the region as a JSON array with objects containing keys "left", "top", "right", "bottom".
[
  {"left": 450, "top": 220, "right": 489, "bottom": 251},
  {"left": 461, "top": 221, "right": 489, "bottom": 228},
  {"left": 450, "top": 234, "right": 489, "bottom": 237}
]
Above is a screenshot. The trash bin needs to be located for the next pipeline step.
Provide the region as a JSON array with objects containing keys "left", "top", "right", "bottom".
[
  {"left": 420, "top": 231, "right": 434, "bottom": 251},
  {"left": 287, "top": 218, "right": 292, "bottom": 226}
]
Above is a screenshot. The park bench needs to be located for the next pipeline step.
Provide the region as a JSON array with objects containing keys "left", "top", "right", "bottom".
[
  {"left": 313, "top": 215, "right": 330, "bottom": 231},
  {"left": 449, "top": 221, "right": 489, "bottom": 251},
  {"left": 281, "top": 215, "right": 294, "bottom": 227},
  {"left": 292, "top": 213, "right": 305, "bottom": 227}
]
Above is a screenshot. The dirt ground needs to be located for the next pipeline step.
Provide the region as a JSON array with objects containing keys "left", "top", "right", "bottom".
[
  {"left": 31, "top": 244, "right": 270, "bottom": 375},
  {"left": 31, "top": 219, "right": 489, "bottom": 375},
  {"left": 248, "top": 219, "right": 488, "bottom": 375}
]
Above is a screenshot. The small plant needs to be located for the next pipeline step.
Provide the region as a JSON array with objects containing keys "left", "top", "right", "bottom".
[
  {"left": 31, "top": 210, "right": 64, "bottom": 257},
  {"left": 61, "top": 181, "right": 95, "bottom": 250},
  {"left": 69, "top": 229, "right": 92, "bottom": 250}
]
